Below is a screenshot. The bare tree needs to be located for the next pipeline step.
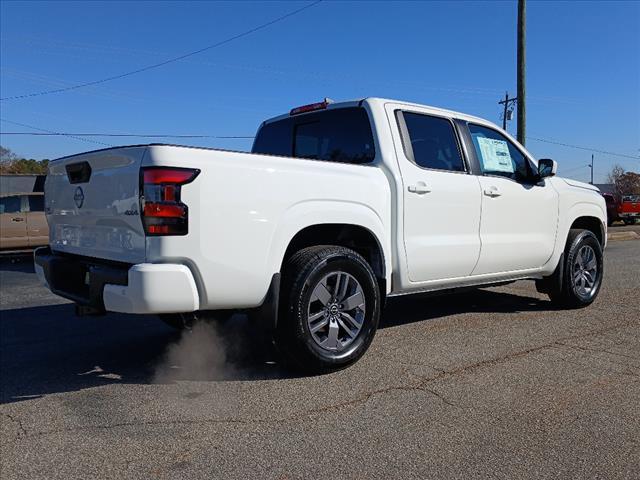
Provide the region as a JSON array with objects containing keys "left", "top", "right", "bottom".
[
  {"left": 606, "top": 164, "right": 640, "bottom": 197},
  {"left": 1, "top": 145, "right": 17, "bottom": 162}
]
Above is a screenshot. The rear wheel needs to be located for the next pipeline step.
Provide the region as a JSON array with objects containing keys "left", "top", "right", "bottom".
[
  {"left": 276, "top": 246, "right": 381, "bottom": 373},
  {"left": 541, "top": 229, "right": 603, "bottom": 308}
]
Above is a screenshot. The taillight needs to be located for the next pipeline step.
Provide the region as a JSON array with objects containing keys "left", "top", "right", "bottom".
[{"left": 140, "top": 167, "right": 200, "bottom": 236}]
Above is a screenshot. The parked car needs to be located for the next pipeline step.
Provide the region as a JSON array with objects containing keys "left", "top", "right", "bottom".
[
  {"left": 0, "top": 192, "right": 48, "bottom": 251},
  {"left": 602, "top": 192, "right": 619, "bottom": 226},
  {"left": 34, "top": 98, "right": 607, "bottom": 372},
  {"left": 619, "top": 194, "right": 640, "bottom": 225}
]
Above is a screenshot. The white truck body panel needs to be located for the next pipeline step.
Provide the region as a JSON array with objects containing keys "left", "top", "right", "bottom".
[
  {"left": 143, "top": 145, "right": 392, "bottom": 309},
  {"left": 103, "top": 264, "right": 199, "bottom": 314},
  {"left": 45, "top": 146, "right": 147, "bottom": 264},
  {"left": 382, "top": 102, "right": 483, "bottom": 282},
  {"left": 472, "top": 174, "right": 559, "bottom": 275}
]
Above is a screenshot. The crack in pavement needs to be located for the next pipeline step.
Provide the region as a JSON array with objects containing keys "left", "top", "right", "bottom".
[
  {"left": 2, "top": 413, "right": 27, "bottom": 437},
  {"left": 5, "top": 319, "right": 637, "bottom": 442}
]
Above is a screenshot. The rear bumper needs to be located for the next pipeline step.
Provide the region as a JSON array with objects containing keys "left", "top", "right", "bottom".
[
  {"left": 34, "top": 247, "right": 199, "bottom": 314},
  {"left": 619, "top": 212, "right": 639, "bottom": 218}
]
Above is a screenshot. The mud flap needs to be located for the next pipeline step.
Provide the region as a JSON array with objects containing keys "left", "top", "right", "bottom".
[{"left": 535, "top": 253, "right": 564, "bottom": 296}]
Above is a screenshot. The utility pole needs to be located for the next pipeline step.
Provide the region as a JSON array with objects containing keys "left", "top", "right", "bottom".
[
  {"left": 498, "top": 91, "right": 517, "bottom": 130},
  {"left": 589, "top": 154, "right": 594, "bottom": 184},
  {"left": 517, "top": 0, "right": 526, "bottom": 146}
]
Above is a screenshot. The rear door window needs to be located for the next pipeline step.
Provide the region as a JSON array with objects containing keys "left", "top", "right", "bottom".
[
  {"left": 253, "top": 107, "right": 375, "bottom": 164},
  {"left": 0, "top": 196, "right": 22, "bottom": 214},
  {"left": 400, "top": 112, "right": 465, "bottom": 172},
  {"left": 28, "top": 195, "right": 45, "bottom": 212}
]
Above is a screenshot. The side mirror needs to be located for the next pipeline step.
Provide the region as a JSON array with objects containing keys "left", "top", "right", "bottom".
[{"left": 538, "top": 158, "right": 557, "bottom": 178}]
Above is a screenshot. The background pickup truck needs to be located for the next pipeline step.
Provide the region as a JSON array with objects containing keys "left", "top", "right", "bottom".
[
  {"left": 35, "top": 97, "right": 607, "bottom": 372},
  {"left": 1, "top": 192, "right": 48, "bottom": 251},
  {"left": 619, "top": 195, "right": 640, "bottom": 225}
]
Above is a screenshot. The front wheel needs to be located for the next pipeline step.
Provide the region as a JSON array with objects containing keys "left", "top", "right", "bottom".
[
  {"left": 544, "top": 229, "right": 604, "bottom": 308},
  {"left": 276, "top": 246, "right": 381, "bottom": 373}
]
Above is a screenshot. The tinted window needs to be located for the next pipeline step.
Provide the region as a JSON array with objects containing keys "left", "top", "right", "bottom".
[
  {"left": 0, "top": 196, "right": 21, "bottom": 214},
  {"left": 468, "top": 124, "right": 532, "bottom": 181},
  {"left": 251, "top": 118, "right": 292, "bottom": 157},
  {"left": 28, "top": 195, "right": 45, "bottom": 212},
  {"left": 252, "top": 107, "right": 375, "bottom": 164},
  {"left": 402, "top": 112, "right": 465, "bottom": 172}
]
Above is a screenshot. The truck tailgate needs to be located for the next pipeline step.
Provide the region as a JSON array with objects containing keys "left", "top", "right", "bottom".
[{"left": 46, "top": 146, "right": 147, "bottom": 264}]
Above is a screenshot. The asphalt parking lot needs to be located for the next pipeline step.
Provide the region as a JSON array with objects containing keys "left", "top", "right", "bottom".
[{"left": 1, "top": 235, "right": 639, "bottom": 479}]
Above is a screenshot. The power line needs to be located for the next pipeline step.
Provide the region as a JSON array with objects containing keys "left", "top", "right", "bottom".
[
  {"left": 527, "top": 136, "right": 639, "bottom": 160},
  {"left": 0, "top": 119, "right": 112, "bottom": 147},
  {"left": 0, "top": 132, "right": 254, "bottom": 139},
  {"left": 0, "top": 1, "right": 323, "bottom": 101}
]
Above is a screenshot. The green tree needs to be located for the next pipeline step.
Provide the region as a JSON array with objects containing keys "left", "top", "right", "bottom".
[{"left": 0, "top": 145, "right": 49, "bottom": 174}]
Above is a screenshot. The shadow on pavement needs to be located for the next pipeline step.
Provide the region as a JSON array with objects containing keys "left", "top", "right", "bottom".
[
  {"left": 0, "top": 286, "right": 555, "bottom": 404},
  {"left": 382, "top": 287, "right": 555, "bottom": 329}
]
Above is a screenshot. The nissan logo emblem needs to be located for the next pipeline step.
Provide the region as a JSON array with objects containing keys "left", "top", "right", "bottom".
[{"left": 74, "top": 186, "right": 85, "bottom": 208}]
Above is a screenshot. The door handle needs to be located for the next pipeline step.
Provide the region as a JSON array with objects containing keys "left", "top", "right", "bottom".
[
  {"left": 408, "top": 183, "right": 431, "bottom": 195},
  {"left": 483, "top": 186, "right": 502, "bottom": 197},
  {"left": 11, "top": 217, "right": 25, "bottom": 222}
]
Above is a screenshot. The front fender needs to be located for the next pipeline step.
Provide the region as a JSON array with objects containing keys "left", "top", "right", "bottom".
[
  {"left": 565, "top": 201, "right": 607, "bottom": 243},
  {"left": 542, "top": 201, "right": 606, "bottom": 274}
]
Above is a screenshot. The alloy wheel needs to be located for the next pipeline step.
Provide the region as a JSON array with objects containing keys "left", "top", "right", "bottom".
[
  {"left": 306, "top": 271, "right": 366, "bottom": 351},
  {"left": 572, "top": 245, "right": 598, "bottom": 299}
]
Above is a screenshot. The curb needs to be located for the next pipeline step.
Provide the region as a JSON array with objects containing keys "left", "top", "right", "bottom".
[{"left": 607, "top": 231, "right": 640, "bottom": 242}]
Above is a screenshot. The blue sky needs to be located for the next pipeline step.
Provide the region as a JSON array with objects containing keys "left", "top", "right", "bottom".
[{"left": 1, "top": 0, "right": 638, "bottom": 183}]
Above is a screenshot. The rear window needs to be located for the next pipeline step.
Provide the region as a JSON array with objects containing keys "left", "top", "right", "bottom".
[
  {"left": 252, "top": 107, "right": 375, "bottom": 164},
  {"left": 622, "top": 195, "right": 640, "bottom": 202}
]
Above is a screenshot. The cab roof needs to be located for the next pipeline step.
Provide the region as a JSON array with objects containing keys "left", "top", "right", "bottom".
[{"left": 263, "top": 97, "right": 495, "bottom": 128}]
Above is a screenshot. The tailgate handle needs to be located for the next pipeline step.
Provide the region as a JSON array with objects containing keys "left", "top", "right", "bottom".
[{"left": 66, "top": 161, "right": 92, "bottom": 184}]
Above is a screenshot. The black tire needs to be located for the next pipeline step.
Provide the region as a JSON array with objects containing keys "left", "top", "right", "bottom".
[
  {"left": 276, "top": 245, "right": 381, "bottom": 373},
  {"left": 545, "top": 229, "right": 603, "bottom": 308},
  {"left": 159, "top": 310, "right": 235, "bottom": 330}
]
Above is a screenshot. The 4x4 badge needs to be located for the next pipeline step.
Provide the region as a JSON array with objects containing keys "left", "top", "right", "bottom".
[{"left": 74, "top": 186, "right": 84, "bottom": 208}]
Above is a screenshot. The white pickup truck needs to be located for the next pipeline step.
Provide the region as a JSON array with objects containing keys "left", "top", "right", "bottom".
[{"left": 35, "top": 98, "right": 607, "bottom": 372}]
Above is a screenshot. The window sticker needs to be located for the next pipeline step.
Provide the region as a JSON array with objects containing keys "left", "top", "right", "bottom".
[{"left": 477, "top": 137, "right": 514, "bottom": 173}]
